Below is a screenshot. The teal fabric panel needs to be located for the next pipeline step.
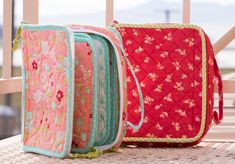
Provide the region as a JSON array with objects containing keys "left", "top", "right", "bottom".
[
  {"left": 105, "top": 45, "right": 119, "bottom": 144},
  {"left": 89, "top": 34, "right": 111, "bottom": 146}
]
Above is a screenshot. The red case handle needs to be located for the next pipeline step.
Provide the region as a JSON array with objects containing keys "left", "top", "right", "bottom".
[{"left": 213, "top": 58, "right": 223, "bottom": 124}]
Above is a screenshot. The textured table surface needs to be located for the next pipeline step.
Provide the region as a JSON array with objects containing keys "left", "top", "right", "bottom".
[{"left": 0, "top": 135, "right": 235, "bottom": 164}]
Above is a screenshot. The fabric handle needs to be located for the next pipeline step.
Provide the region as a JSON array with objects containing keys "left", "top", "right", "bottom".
[
  {"left": 123, "top": 55, "right": 145, "bottom": 130},
  {"left": 213, "top": 58, "right": 223, "bottom": 125},
  {"left": 109, "top": 26, "right": 145, "bottom": 130}
]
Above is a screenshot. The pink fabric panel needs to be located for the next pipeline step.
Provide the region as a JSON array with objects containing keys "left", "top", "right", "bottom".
[
  {"left": 22, "top": 29, "right": 69, "bottom": 152},
  {"left": 72, "top": 42, "right": 94, "bottom": 149}
]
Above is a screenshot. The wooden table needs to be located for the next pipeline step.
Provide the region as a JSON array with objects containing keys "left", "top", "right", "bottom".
[{"left": 0, "top": 135, "right": 235, "bottom": 163}]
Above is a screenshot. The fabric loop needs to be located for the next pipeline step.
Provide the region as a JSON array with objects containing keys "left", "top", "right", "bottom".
[{"left": 213, "top": 58, "right": 223, "bottom": 125}]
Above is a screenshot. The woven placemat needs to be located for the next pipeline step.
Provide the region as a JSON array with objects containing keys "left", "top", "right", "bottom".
[{"left": 0, "top": 135, "right": 235, "bottom": 164}]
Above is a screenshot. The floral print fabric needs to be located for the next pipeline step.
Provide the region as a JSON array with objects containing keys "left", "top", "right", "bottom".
[
  {"left": 22, "top": 29, "right": 71, "bottom": 153},
  {"left": 72, "top": 41, "right": 94, "bottom": 149},
  {"left": 116, "top": 26, "right": 207, "bottom": 139}
]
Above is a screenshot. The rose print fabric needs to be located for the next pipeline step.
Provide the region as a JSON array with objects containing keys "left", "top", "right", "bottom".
[{"left": 115, "top": 25, "right": 217, "bottom": 144}]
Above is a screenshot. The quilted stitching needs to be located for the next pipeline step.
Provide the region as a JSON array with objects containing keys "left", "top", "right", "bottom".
[
  {"left": 72, "top": 42, "right": 94, "bottom": 149},
  {"left": 22, "top": 29, "right": 70, "bottom": 153},
  {"left": 70, "top": 25, "right": 128, "bottom": 150},
  {"left": 91, "top": 35, "right": 111, "bottom": 146},
  {"left": 117, "top": 27, "right": 204, "bottom": 139}
]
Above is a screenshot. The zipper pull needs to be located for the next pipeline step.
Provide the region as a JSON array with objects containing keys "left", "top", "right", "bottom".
[
  {"left": 12, "top": 21, "right": 29, "bottom": 51},
  {"left": 110, "top": 20, "right": 119, "bottom": 27}
]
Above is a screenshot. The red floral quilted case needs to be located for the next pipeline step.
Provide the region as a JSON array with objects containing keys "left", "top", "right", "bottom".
[{"left": 113, "top": 23, "right": 223, "bottom": 146}]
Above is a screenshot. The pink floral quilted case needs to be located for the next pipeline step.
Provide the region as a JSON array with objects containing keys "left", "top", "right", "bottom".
[
  {"left": 21, "top": 26, "right": 74, "bottom": 158},
  {"left": 18, "top": 24, "right": 144, "bottom": 158}
]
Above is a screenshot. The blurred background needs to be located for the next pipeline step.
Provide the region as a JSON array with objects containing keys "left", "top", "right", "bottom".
[{"left": 0, "top": 0, "right": 234, "bottom": 139}]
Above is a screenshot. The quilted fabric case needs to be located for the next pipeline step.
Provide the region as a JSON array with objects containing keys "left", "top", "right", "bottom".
[
  {"left": 113, "top": 23, "right": 223, "bottom": 146},
  {"left": 70, "top": 25, "right": 144, "bottom": 150},
  {"left": 72, "top": 32, "right": 121, "bottom": 152},
  {"left": 20, "top": 24, "right": 144, "bottom": 158},
  {"left": 72, "top": 33, "right": 99, "bottom": 153},
  {"left": 21, "top": 25, "right": 75, "bottom": 158}
]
